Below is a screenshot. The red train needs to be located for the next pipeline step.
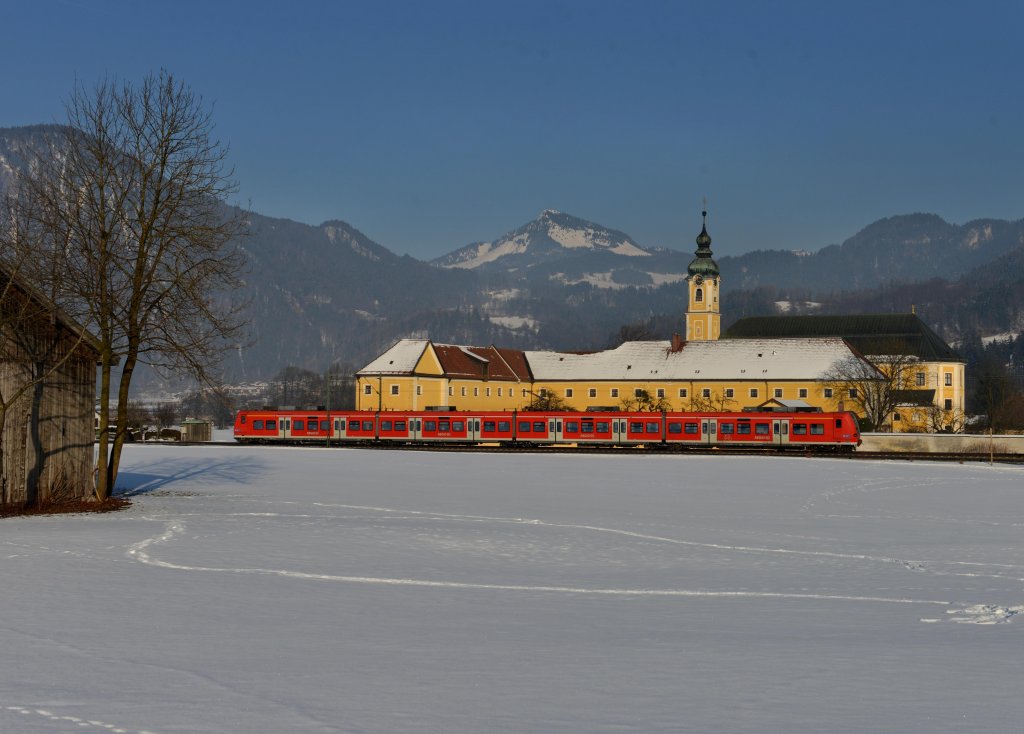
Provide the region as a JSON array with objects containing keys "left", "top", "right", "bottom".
[{"left": 233, "top": 408, "right": 861, "bottom": 451}]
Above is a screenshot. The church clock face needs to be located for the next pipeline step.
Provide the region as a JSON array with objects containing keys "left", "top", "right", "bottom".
[{"left": 694, "top": 275, "right": 704, "bottom": 285}]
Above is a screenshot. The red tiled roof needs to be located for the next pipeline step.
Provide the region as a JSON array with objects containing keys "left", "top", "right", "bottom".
[{"left": 432, "top": 343, "right": 530, "bottom": 381}]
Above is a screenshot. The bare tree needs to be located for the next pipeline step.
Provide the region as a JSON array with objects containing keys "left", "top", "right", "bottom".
[
  {"left": 686, "top": 389, "right": 735, "bottom": 412},
  {"left": 19, "top": 71, "right": 247, "bottom": 499},
  {"left": 620, "top": 388, "right": 671, "bottom": 412},
  {"left": 824, "top": 348, "right": 915, "bottom": 432},
  {"left": 153, "top": 402, "right": 178, "bottom": 430},
  {"left": 523, "top": 390, "right": 570, "bottom": 411}
]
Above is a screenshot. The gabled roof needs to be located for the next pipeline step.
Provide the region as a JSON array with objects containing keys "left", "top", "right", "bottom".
[
  {"left": 722, "top": 314, "right": 962, "bottom": 362},
  {"left": 356, "top": 338, "right": 429, "bottom": 375},
  {"left": 526, "top": 338, "right": 873, "bottom": 382},
  {"left": 432, "top": 343, "right": 530, "bottom": 381},
  {"left": 0, "top": 264, "right": 102, "bottom": 358},
  {"left": 357, "top": 339, "right": 531, "bottom": 381}
]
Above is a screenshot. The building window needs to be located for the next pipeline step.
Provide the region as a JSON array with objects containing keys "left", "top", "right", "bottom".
[
  {"left": 916, "top": 372, "right": 926, "bottom": 386},
  {"left": 390, "top": 384, "right": 399, "bottom": 395},
  {"left": 611, "top": 388, "right": 619, "bottom": 398},
  {"left": 539, "top": 388, "right": 547, "bottom": 397},
  {"left": 461, "top": 387, "right": 466, "bottom": 397},
  {"left": 702, "top": 388, "right": 711, "bottom": 398},
  {"left": 416, "top": 386, "right": 422, "bottom": 396},
  {"left": 565, "top": 388, "right": 574, "bottom": 398},
  {"left": 448, "top": 386, "right": 453, "bottom": 396},
  {"left": 945, "top": 372, "right": 953, "bottom": 386},
  {"left": 473, "top": 387, "right": 479, "bottom": 397},
  {"left": 695, "top": 287, "right": 703, "bottom": 302},
  {"left": 944, "top": 399, "right": 953, "bottom": 410},
  {"left": 363, "top": 384, "right": 372, "bottom": 395},
  {"left": 824, "top": 388, "right": 833, "bottom": 398},
  {"left": 893, "top": 412, "right": 901, "bottom": 422},
  {"left": 724, "top": 388, "right": 734, "bottom": 398},
  {"left": 799, "top": 388, "right": 808, "bottom": 399},
  {"left": 849, "top": 388, "right": 858, "bottom": 399},
  {"left": 498, "top": 387, "right": 503, "bottom": 396},
  {"left": 634, "top": 388, "right": 644, "bottom": 398},
  {"left": 486, "top": 387, "right": 491, "bottom": 397},
  {"left": 589, "top": 388, "right": 597, "bottom": 398},
  {"left": 522, "top": 389, "right": 529, "bottom": 398},
  {"left": 774, "top": 388, "right": 783, "bottom": 398},
  {"left": 749, "top": 388, "right": 758, "bottom": 398},
  {"left": 656, "top": 388, "right": 665, "bottom": 398},
  {"left": 679, "top": 388, "right": 688, "bottom": 398}
]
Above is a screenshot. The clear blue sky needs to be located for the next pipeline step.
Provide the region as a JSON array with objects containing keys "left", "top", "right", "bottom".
[{"left": 4, "top": 0, "right": 1022, "bottom": 259}]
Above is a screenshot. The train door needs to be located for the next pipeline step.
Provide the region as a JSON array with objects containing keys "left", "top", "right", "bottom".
[
  {"left": 552, "top": 417, "right": 564, "bottom": 443},
  {"left": 773, "top": 419, "right": 790, "bottom": 446},
  {"left": 705, "top": 419, "right": 717, "bottom": 445},
  {"left": 279, "top": 416, "right": 290, "bottom": 440},
  {"left": 468, "top": 417, "right": 480, "bottom": 442},
  {"left": 410, "top": 417, "right": 422, "bottom": 441}
]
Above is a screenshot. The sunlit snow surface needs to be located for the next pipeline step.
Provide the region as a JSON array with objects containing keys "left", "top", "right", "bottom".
[{"left": 2, "top": 446, "right": 1023, "bottom": 733}]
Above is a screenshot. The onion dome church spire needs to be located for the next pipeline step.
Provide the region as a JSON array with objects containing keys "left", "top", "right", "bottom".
[
  {"left": 685, "top": 206, "right": 721, "bottom": 341},
  {"left": 687, "top": 209, "right": 720, "bottom": 277}
]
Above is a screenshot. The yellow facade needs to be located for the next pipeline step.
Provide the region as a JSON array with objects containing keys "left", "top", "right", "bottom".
[{"left": 891, "top": 360, "right": 966, "bottom": 432}]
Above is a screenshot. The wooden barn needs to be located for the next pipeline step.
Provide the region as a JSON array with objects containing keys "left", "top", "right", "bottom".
[{"left": 1, "top": 268, "right": 100, "bottom": 507}]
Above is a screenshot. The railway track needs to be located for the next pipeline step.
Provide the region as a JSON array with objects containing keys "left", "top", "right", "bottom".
[{"left": 154, "top": 440, "right": 1024, "bottom": 464}]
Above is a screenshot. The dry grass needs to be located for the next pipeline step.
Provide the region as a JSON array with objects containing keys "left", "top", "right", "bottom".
[{"left": 0, "top": 496, "right": 131, "bottom": 518}]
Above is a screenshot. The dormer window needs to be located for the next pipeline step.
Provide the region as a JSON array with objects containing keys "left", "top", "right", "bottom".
[{"left": 695, "top": 287, "right": 703, "bottom": 302}]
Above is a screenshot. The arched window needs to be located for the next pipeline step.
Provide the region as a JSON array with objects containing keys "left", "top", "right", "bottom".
[{"left": 695, "top": 287, "right": 703, "bottom": 302}]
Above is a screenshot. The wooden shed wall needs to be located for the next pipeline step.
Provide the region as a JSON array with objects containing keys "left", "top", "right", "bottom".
[{"left": 1, "top": 326, "right": 97, "bottom": 506}]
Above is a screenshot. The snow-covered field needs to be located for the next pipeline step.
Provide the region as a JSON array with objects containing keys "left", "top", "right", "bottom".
[{"left": 2, "top": 446, "right": 1023, "bottom": 733}]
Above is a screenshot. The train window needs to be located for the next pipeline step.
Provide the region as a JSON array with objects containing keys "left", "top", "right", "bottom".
[
  {"left": 381, "top": 420, "right": 393, "bottom": 431},
  {"left": 737, "top": 423, "right": 751, "bottom": 435},
  {"left": 240, "top": 415, "right": 247, "bottom": 424},
  {"left": 835, "top": 419, "right": 843, "bottom": 429},
  {"left": 362, "top": 421, "right": 374, "bottom": 431},
  {"left": 294, "top": 420, "right": 305, "bottom": 430},
  {"left": 720, "top": 423, "right": 734, "bottom": 435},
  {"left": 320, "top": 421, "right": 329, "bottom": 431},
  {"left": 439, "top": 420, "right": 451, "bottom": 431},
  {"left": 581, "top": 420, "right": 594, "bottom": 432},
  {"left": 425, "top": 420, "right": 437, "bottom": 431},
  {"left": 630, "top": 422, "right": 643, "bottom": 433},
  {"left": 755, "top": 423, "right": 770, "bottom": 435},
  {"left": 793, "top": 423, "right": 807, "bottom": 435},
  {"left": 646, "top": 422, "right": 659, "bottom": 433},
  {"left": 395, "top": 421, "right": 406, "bottom": 431},
  {"left": 452, "top": 421, "right": 464, "bottom": 432},
  {"left": 810, "top": 424, "right": 825, "bottom": 435},
  {"left": 267, "top": 420, "right": 277, "bottom": 430},
  {"left": 484, "top": 421, "right": 496, "bottom": 432},
  {"left": 334, "top": 420, "right": 340, "bottom": 430},
  {"left": 518, "top": 421, "right": 530, "bottom": 432},
  {"left": 565, "top": 421, "right": 579, "bottom": 432},
  {"left": 533, "top": 421, "right": 546, "bottom": 433},
  {"left": 773, "top": 423, "right": 780, "bottom": 434},
  {"left": 668, "top": 422, "right": 682, "bottom": 434},
  {"left": 253, "top": 420, "right": 264, "bottom": 430},
  {"left": 684, "top": 423, "right": 699, "bottom": 434},
  {"left": 782, "top": 423, "right": 788, "bottom": 434},
  {"left": 498, "top": 421, "right": 510, "bottom": 432},
  {"left": 284, "top": 419, "right": 290, "bottom": 430},
  {"left": 348, "top": 420, "right": 360, "bottom": 431}
]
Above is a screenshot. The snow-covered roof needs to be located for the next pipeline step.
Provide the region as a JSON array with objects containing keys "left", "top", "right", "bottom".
[
  {"left": 357, "top": 339, "right": 429, "bottom": 375},
  {"left": 526, "top": 338, "right": 867, "bottom": 381}
]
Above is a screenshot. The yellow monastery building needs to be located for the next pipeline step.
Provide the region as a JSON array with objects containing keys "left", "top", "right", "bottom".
[{"left": 357, "top": 211, "right": 965, "bottom": 431}]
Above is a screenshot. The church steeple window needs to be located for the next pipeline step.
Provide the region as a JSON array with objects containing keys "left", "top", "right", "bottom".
[{"left": 695, "top": 288, "right": 703, "bottom": 303}]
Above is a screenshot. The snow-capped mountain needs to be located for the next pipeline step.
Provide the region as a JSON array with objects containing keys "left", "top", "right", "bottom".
[
  {"left": 434, "top": 209, "right": 650, "bottom": 270},
  {"left": 432, "top": 208, "right": 697, "bottom": 295}
]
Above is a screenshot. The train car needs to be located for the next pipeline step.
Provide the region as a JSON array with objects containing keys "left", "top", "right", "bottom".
[{"left": 233, "top": 408, "right": 860, "bottom": 451}]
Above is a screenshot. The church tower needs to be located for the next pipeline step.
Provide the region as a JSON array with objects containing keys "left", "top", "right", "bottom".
[{"left": 685, "top": 209, "right": 721, "bottom": 341}]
